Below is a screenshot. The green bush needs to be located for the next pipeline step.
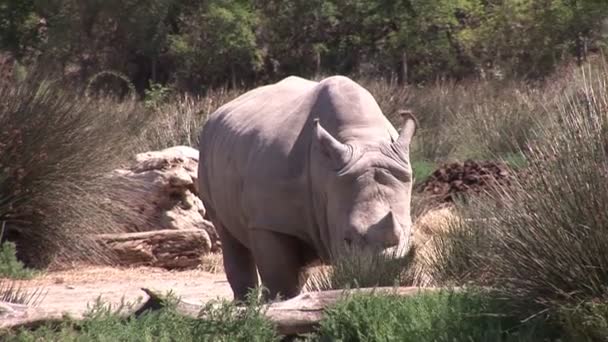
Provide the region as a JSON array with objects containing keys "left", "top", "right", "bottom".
[
  {"left": 316, "top": 291, "right": 556, "bottom": 342},
  {"left": 1, "top": 292, "right": 278, "bottom": 341},
  {"left": 193, "top": 292, "right": 278, "bottom": 341},
  {"left": 0, "top": 241, "right": 35, "bottom": 279}
]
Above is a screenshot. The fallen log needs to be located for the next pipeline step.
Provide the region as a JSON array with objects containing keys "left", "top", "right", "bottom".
[
  {"left": 0, "top": 286, "right": 448, "bottom": 335},
  {"left": 95, "top": 229, "right": 212, "bottom": 269}
]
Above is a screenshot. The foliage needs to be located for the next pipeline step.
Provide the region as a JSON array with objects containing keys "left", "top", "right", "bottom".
[
  {"left": 363, "top": 77, "right": 545, "bottom": 162},
  {"left": 316, "top": 290, "right": 556, "bottom": 341},
  {"left": 3, "top": 0, "right": 608, "bottom": 90},
  {"left": 143, "top": 81, "right": 172, "bottom": 108},
  {"left": 168, "top": 0, "right": 263, "bottom": 89},
  {"left": 193, "top": 290, "right": 278, "bottom": 341}
]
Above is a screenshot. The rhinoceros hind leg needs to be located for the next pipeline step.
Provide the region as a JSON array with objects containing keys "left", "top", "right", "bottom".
[
  {"left": 216, "top": 222, "right": 259, "bottom": 301},
  {"left": 251, "top": 229, "right": 305, "bottom": 301}
]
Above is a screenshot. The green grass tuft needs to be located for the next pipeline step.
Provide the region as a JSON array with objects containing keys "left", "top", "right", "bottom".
[{"left": 316, "top": 291, "right": 558, "bottom": 342}]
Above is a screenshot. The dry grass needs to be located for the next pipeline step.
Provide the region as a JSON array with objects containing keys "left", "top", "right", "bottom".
[
  {"left": 198, "top": 253, "right": 224, "bottom": 274},
  {"left": 304, "top": 246, "right": 417, "bottom": 292},
  {"left": 142, "top": 88, "right": 244, "bottom": 150},
  {"left": 0, "top": 280, "right": 46, "bottom": 306}
]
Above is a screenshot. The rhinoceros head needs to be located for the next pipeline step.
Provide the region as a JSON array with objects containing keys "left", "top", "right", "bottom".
[{"left": 312, "top": 111, "right": 417, "bottom": 257}]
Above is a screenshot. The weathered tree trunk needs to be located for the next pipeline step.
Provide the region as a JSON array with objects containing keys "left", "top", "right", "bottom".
[
  {"left": 0, "top": 287, "right": 447, "bottom": 335},
  {"left": 397, "top": 51, "right": 408, "bottom": 85},
  {"left": 95, "top": 229, "right": 212, "bottom": 270}
]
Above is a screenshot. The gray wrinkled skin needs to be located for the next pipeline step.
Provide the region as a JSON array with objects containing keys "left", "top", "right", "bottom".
[{"left": 198, "top": 76, "right": 416, "bottom": 301}]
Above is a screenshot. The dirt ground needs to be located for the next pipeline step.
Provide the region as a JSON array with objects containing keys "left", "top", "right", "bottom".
[{"left": 5, "top": 265, "right": 233, "bottom": 319}]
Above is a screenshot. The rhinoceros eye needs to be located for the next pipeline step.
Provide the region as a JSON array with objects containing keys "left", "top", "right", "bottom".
[
  {"left": 374, "top": 169, "right": 396, "bottom": 185},
  {"left": 375, "top": 168, "right": 410, "bottom": 184}
]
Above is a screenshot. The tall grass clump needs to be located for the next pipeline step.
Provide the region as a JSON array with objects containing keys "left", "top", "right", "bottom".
[
  {"left": 424, "top": 61, "right": 608, "bottom": 338},
  {"left": 0, "top": 74, "right": 146, "bottom": 267},
  {"left": 481, "top": 63, "right": 608, "bottom": 305}
]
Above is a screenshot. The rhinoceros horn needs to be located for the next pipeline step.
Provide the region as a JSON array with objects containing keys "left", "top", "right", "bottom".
[
  {"left": 313, "top": 118, "right": 352, "bottom": 169},
  {"left": 392, "top": 110, "right": 417, "bottom": 156}
]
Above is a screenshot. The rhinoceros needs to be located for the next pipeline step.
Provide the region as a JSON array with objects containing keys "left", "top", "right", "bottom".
[{"left": 197, "top": 75, "right": 416, "bottom": 301}]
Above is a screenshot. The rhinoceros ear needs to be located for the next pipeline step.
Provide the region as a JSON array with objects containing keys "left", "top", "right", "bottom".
[
  {"left": 394, "top": 109, "right": 417, "bottom": 148},
  {"left": 313, "top": 118, "right": 351, "bottom": 169}
]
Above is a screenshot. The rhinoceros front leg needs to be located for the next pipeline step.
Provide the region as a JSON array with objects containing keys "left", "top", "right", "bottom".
[
  {"left": 250, "top": 229, "right": 304, "bottom": 301},
  {"left": 215, "top": 222, "right": 259, "bottom": 301}
]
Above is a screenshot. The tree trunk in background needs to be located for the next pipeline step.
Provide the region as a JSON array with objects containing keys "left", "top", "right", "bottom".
[{"left": 397, "top": 51, "right": 408, "bottom": 85}]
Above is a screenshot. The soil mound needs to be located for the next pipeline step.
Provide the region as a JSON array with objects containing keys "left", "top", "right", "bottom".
[{"left": 417, "top": 160, "right": 515, "bottom": 202}]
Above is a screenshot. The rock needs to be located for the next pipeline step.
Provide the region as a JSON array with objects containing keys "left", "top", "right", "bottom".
[{"left": 107, "top": 146, "right": 220, "bottom": 252}]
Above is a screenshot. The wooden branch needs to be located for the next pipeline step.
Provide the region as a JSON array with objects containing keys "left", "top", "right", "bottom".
[
  {"left": 0, "top": 287, "right": 447, "bottom": 335},
  {"left": 95, "top": 229, "right": 211, "bottom": 269}
]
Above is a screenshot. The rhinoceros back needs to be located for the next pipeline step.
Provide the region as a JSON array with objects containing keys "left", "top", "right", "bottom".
[{"left": 198, "top": 76, "right": 320, "bottom": 246}]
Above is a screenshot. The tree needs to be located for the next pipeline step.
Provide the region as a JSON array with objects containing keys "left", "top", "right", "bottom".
[
  {"left": 168, "top": 0, "right": 263, "bottom": 89},
  {"left": 0, "top": 0, "right": 40, "bottom": 58}
]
